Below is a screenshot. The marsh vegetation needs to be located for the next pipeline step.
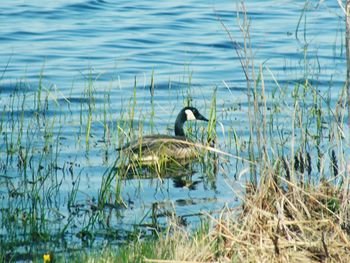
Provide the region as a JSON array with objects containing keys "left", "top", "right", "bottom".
[{"left": 1, "top": 1, "right": 350, "bottom": 262}]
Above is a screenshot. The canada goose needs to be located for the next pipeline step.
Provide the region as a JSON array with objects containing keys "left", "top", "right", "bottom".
[{"left": 118, "top": 106, "right": 209, "bottom": 164}]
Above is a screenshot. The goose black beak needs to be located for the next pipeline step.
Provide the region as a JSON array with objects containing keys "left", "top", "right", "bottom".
[{"left": 197, "top": 114, "right": 209, "bottom": 122}]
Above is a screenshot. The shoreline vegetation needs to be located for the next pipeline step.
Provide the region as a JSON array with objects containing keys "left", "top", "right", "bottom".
[
  {"left": 61, "top": 175, "right": 350, "bottom": 262},
  {"left": 2, "top": 2, "right": 350, "bottom": 263}
]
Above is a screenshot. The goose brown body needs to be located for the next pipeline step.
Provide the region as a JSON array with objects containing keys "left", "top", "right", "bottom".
[{"left": 118, "top": 107, "right": 208, "bottom": 163}]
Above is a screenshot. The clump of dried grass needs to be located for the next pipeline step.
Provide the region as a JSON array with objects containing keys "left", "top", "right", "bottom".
[
  {"left": 220, "top": 177, "right": 349, "bottom": 262},
  {"left": 144, "top": 160, "right": 350, "bottom": 263}
]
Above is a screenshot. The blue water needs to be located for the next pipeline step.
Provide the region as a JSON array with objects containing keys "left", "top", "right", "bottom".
[
  {"left": 0, "top": 0, "right": 347, "bottom": 258},
  {"left": 1, "top": 0, "right": 344, "bottom": 91}
]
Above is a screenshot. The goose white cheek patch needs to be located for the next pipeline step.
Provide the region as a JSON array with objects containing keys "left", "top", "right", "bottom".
[{"left": 185, "top": 109, "right": 196, "bottom": 121}]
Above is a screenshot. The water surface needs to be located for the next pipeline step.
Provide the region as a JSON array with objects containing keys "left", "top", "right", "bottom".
[{"left": 0, "top": 0, "right": 346, "bottom": 258}]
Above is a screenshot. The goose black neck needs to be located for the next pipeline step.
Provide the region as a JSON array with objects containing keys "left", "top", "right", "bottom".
[{"left": 174, "top": 113, "right": 186, "bottom": 136}]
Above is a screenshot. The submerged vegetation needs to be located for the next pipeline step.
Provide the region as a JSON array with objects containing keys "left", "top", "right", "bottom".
[{"left": 1, "top": 1, "right": 350, "bottom": 263}]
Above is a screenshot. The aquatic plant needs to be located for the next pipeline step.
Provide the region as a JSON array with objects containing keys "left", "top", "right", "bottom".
[{"left": 1, "top": 2, "right": 350, "bottom": 263}]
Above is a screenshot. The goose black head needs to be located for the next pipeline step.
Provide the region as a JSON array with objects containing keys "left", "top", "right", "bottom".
[
  {"left": 183, "top": 107, "right": 208, "bottom": 122},
  {"left": 175, "top": 107, "right": 208, "bottom": 136}
]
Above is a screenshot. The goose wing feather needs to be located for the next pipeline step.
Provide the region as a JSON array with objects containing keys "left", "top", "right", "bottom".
[{"left": 120, "top": 135, "right": 199, "bottom": 160}]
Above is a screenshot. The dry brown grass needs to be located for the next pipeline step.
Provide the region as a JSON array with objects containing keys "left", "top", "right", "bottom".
[{"left": 141, "top": 160, "right": 350, "bottom": 263}]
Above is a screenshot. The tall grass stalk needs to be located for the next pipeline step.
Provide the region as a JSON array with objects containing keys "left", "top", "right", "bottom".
[
  {"left": 220, "top": 2, "right": 258, "bottom": 185},
  {"left": 150, "top": 69, "right": 155, "bottom": 134},
  {"left": 85, "top": 73, "right": 96, "bottom": 149}
]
